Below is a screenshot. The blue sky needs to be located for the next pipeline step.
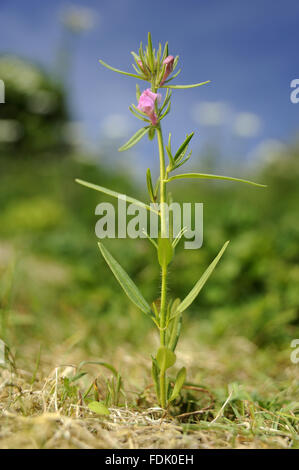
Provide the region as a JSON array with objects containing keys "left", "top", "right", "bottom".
[{"left": 1, "top": 0, "right": 299, "bottom": 172}]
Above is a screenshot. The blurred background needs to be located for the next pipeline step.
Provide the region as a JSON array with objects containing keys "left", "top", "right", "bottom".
[{"left": 0, "top": 0, "right": 298, "bottom": 378}]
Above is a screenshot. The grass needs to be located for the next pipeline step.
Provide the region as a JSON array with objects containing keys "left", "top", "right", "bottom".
[{"left": 0, "top": 335, "right": 298, "bottom": 449}]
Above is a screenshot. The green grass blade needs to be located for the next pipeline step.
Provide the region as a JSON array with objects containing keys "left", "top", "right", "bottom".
[
  {"left": 99, "top": 59, "right": 146, "bottom": 81},
  {"left": 177, "top": 241, "right": 230, "bottom": 314},
  {"left": 98, "top": 241, "right": 152, "bottom": 317},
  {"left": 161, "top": 80, "right": 210, "bottom": 89},
  {"left": 75, "top": 179, "right": 158, "bottom": 215},
  {"left": 166, "top": 172, "right": 267, "bottom": 188},
  {"left": 118, "top": 127, "right": 149, "bottom": 152}
]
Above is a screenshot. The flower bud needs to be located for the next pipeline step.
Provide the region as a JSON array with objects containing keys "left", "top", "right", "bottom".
[
  {"left": 160, "top": 55, "right": 174, "bottom": 86},
  {"left": 137, "top": 60, "right": 144, "bottom": 72}
]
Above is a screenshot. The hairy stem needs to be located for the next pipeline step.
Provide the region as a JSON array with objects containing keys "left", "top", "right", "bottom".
[{"left": 156, "top": 123, "right": 168, "bottom": 408}]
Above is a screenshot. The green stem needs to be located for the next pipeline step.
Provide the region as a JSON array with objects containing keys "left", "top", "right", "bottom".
[
  {"left": 150, "top": 80, "right": 169, "bottom": 408},
  {"left": 156, "top": 123, "right": 168, "bottom": 408}
]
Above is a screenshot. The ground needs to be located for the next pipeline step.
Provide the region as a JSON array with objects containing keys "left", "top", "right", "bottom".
[{"left": 1, "top": 333, "right": 298, "bottom": 449}]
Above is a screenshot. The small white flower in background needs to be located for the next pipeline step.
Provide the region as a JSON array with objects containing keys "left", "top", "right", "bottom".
[{"left": 61, "top": 6, "right": 96, "bottom": 33}]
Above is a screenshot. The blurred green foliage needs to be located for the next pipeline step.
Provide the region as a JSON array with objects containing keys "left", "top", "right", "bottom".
[
  {"left": 0, "top": 147, "right": 298, "bottom": 353},
  {"left": 0, "top": 56, "right": 298, "bottom": 357},
  {"left": 0, "top": 56, "right": 69, "bottom": 155}
]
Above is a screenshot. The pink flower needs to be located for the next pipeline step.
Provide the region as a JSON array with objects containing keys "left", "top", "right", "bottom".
[
  {"left": 160, "top": 55, "right": 174, "bottom": 86},
  {"left": 137, "top": 88, "right": 161, "bottom": 126}
]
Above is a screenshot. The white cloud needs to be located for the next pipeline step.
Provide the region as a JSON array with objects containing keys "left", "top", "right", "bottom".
[
  {"left": 233, "top": 112, "right": 262, "bottom": 138},
  {"left": 192, "top": 101, "right": 232, "bottom": 126},
  {"left": 101, "top": 113, "right": 131, "bottom": 139}
]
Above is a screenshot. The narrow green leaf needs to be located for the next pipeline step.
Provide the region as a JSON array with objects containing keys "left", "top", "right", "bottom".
[
  {"left": 148, "top": 127, "right": 156, "bottom": 141},
  {"left": 158, "top": 237, "right": 174, "bottom": 267},
  {"left": 173, "top": 151, "right": 192, "bottom": 171},
  {"left": 78, "top": 360, "right": 118, "bottom": 377},
  {"left": 75, "top": 178, "right": 158, "bottom": 215},
  {"left": 99, "top": 59, "right": 146, "bottom": 81},
  {"left": 146, "top": 168, "right": 155, "bottom": 203},
  {"left": 156, "top": 43, "right": 162, "bottom": 74},
  {"left": 156, "top": 347, "right": 176, "bottom": 371},
  {"left": 138, "top": 42, "right": 148, "bottom": 73},
  {"left": 158, "top": 101, "right": 171, "bottom": 121},
  {"left": 166, "top": 172, "right": 267, "bottom": 188},
  {"left": 172, "top": 227, "right": 187, "bottom": 249},
  {"left": 162, "top": 41, "right": 169, "bottom": 61},
  {"left": 119, "top": 127, "right": 149, "bottom": 152},
  {"left": 69, "top": 372, "right": 87, "bottom": 383},
  {"left": 163, "top": 68, "right": 182, "bottom": 83},
  {"left": 177, "top": 241, "right": 230, "bottom": 314},
  {"left": 151, "top": 357, "right": 160, "bottom": 400},
  {"left": 129, "top": 106, "right": 150, "bottom": 123},
  {"left": 167, "top": 311, "right": 182, "bottom": 352},
  {"left": 169, "top": 367, "right": 186, "bottom": 402},
  {"left": 147, "top": 32, "right": 154, "bottom": 70},
  {"left": 159, "top": 89, "right": 171, "bottom": 114},
  {"left": 98, "top": 241, "right": 152, "bottom": 317},
  {"left": 136, "top": 84, "right": 141, "bottom": 101},
  {"left": 162, "top": 80, "right": 211, "bottom": 89},
  {"left": 132, "top": 63, "right": 140, "bottom": 74},
  {"left": 174, "top": 133, "right": 194, "bottom": 161},
  {"left": 154, "top": 177, "right": 160, "bottom": 200},
  {"left": 88, "top": 401, "right": 110, "bottom": 415}
]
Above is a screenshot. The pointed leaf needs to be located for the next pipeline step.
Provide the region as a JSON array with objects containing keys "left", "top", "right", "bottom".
[
  {"left": 119, "top": 127, "right": 150, "bottom": 152},
  {"left": 75, "top": 179, "right": 158, "bottom": 215},
  {"left": 167, "top": 311, "right": 182, "bottom": 352},
  {"left": 162, "top": 80, "right": 210, "bottom": 89},
  {"left": 99, "top": 59, "right": 146, "bottom": 81},
  {"left": 162, "top": 41, "right": 169, "bottom": 61},
  {"left": 146, "top": 168, "right": 155, "bottom": 203},
  {"left": 158, "top": 237, "right": 174, "bottom": 267},
  {"left": 174, "top": 133, "right": 194, "bottom": 161},
  {"left": 156, "top": 347, "right": 176, "bottom": 371},
  {"left": 129, "top": 106, "right": 150, "bottom": 123},
  {"left": 148, "top": 127, "right": 156, "bottom": 141},
  {"left": 163, "top": 68, "right": 182, "bottom": 83},
  {"left": 151, "top": 357, "right": 160, "bottom": 400},
  {"left": 169, "top": 367, "right": 186, "bottom": 402},
  {"left": 98, "top": 242, "right": 152, "bottom": 317},
  {"left": 177, "top": 241, "right": 230, "bottom": 314},
  {"left": 147, "top": 32, "right": 154, "bottom": 70},
  {"left": 166, "top": 173, "right": 267, "bottom": 188},
  {"left": 158, "top": 101, "right": 171, "bottom": 121}
]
